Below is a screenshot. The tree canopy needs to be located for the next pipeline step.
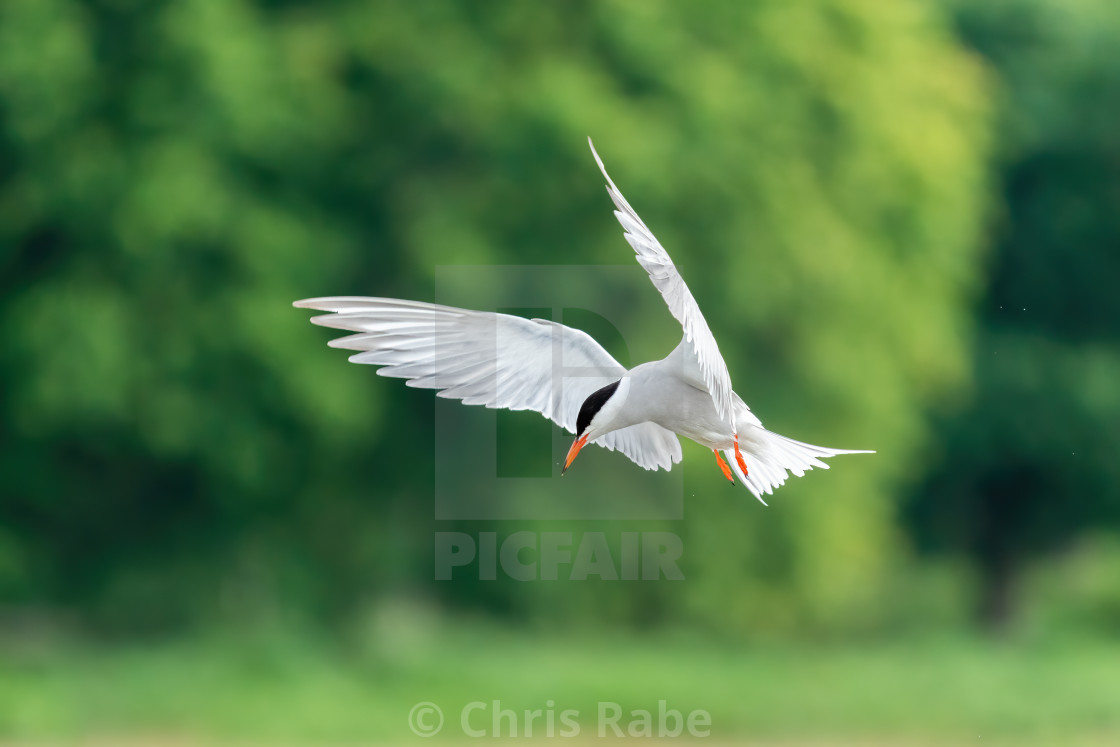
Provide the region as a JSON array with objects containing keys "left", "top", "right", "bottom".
[
  {"left": 908, "top": 0, "right": 1120, "bottom": 629},
  {"left": 1, "top": 0, "right": 992, "bottom": 635}
]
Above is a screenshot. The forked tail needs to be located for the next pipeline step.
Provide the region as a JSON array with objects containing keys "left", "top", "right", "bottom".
[{"left": 723, "top": 426, "right": 874, "bottom": 505}]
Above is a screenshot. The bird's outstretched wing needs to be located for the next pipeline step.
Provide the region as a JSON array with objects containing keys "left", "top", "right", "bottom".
[
  {"left": 588, "top": 138, "right": 735, "bottom": 427},
  {"left": 294, "top": 297, "right": 682, "bottom": 471}
]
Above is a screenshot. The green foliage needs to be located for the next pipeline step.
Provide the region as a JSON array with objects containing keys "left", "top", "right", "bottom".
[
  {"left": 0, "top": 0, "right": 989, "bottom": 634},
  {"left": 2, "top": 623, "right": 1119, "bottom": 743},
  {"left": 908, "top": 0, "right": 1120, "bottom": 627}
]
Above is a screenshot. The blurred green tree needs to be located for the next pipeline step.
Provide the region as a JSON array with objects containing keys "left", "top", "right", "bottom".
[
  {"left": 0, "top": 0, "right": 989, "bottom": 635},
  {"left": 908, "top": 0, "right": 1120, "bottom": 630}
]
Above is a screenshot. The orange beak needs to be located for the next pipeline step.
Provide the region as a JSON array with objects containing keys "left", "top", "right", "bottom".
[{"left": 562, "top": 433, "right": 589, "bottom": 474}]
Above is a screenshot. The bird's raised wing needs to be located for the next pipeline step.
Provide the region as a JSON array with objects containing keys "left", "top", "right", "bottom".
[
  {"left": 588, "top": 138, "right": 735, "bottom": 427},
  {"left": 294, "top": 297, "right": 682, "bottom": 471}
]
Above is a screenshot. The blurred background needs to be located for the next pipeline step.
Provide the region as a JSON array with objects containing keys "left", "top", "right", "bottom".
[{"left": 2, "top": 0, "right": 1119, "bottom": 743}]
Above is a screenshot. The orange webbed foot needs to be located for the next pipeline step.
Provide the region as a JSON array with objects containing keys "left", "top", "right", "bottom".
[
  {"left": 733, "top": 434, "right": 749, "bottom": 476},
  {"left": 714, "top": 450, "right": 734, "bottom": 483}
]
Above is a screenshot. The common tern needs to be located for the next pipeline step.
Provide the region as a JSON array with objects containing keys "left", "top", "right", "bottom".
[{"left": 295, "top": 138, "right": 873, "bottom": 504}]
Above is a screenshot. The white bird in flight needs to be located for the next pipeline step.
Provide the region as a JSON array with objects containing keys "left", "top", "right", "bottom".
[{"left": 295, "top": 138, "right": 872, "bottom": 504}]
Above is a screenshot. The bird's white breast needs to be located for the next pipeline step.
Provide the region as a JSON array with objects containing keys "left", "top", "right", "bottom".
[{"left": 620, "top": 354, "right": 737, "bottom": 450}]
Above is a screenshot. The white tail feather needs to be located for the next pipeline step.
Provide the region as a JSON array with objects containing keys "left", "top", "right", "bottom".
[{"left": 724, "top": 426, "right": 874, "bottom": 505}]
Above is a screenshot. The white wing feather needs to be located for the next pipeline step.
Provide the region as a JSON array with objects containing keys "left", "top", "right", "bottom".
[
  {"left": 294, "top": 297, "right": 682, "bottom": 471},
  {"left": 588, "top": 138, "right": 735, "bottom": 427}
]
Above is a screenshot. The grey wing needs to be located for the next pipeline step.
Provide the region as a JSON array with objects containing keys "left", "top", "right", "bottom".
[
  {"left": 294, "top": 297, "right": 682, "bottom": 471},
  {"left": 588, "top": 138, "right": 736, "bottom": 427}
]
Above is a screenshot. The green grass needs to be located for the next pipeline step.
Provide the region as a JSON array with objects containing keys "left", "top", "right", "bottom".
[{"left": 1, "top": 621, "right": 1119, "bottom": 745}]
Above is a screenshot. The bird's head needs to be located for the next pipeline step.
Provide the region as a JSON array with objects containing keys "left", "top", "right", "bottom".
[{"left": 563, "top": 379, "right": 623, "bottom": 474}]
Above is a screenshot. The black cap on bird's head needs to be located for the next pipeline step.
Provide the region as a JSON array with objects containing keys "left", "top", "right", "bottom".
[{"left": 564, "top": 380, "right": 621, "bottom": 474}]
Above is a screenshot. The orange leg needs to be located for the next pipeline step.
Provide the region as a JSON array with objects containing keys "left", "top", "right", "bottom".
[
  {"left": 733, "top": 434, "right": 749, "bottom": 476},
  {"left": 714, "top": 450, "right": 734, "bottom": 483}
]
